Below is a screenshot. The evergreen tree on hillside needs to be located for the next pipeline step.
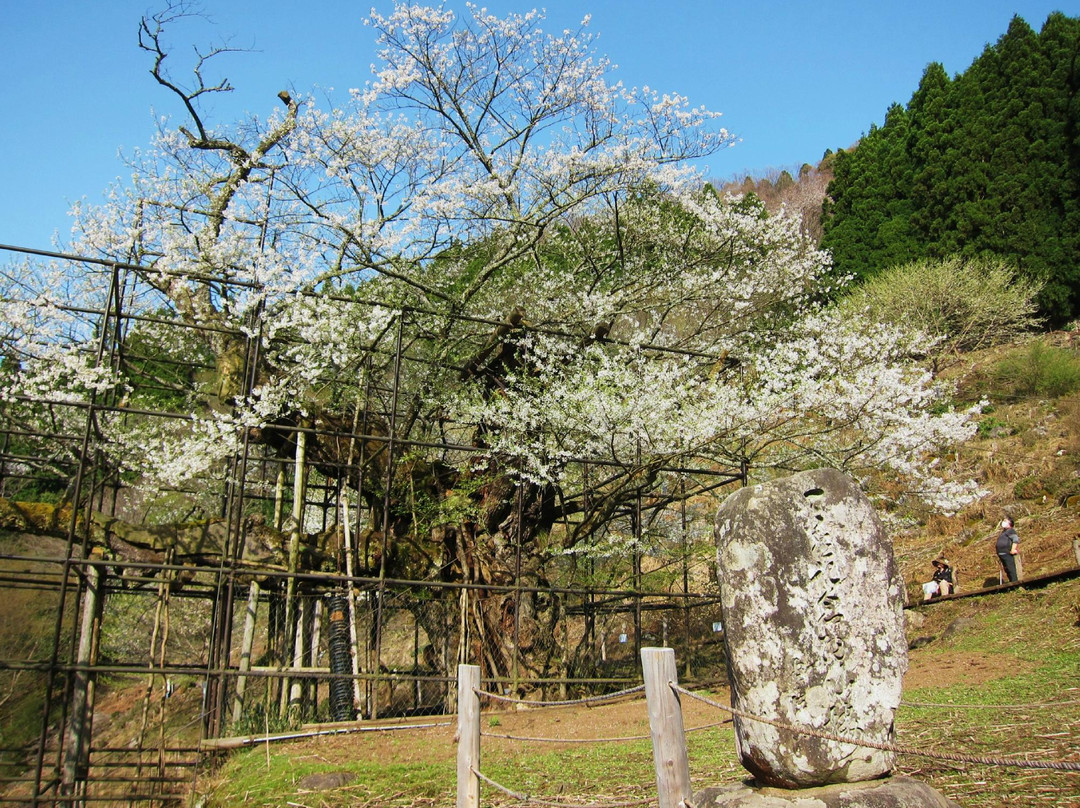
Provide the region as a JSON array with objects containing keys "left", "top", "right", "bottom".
[
  {"left": 821, "top": 104, "right": 919, "bottom": 281},
  {"left": 822, "top": 12, "right": 1080, "bottom": 323},
  {"left": 907, "top": 61, "right": 954, "bottom": 248},
  {"left": 1029, "top": 12, "right": 1080, "bottom": 317}
]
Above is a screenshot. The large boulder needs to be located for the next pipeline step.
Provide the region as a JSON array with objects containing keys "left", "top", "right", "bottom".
[{"left": 714, "top": 469, "right": 907, "bottom": 788}]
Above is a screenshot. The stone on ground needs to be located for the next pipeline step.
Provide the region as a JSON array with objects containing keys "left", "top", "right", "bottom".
[{"left": 693, "top": 775, "right": 960, "bottom": 807}]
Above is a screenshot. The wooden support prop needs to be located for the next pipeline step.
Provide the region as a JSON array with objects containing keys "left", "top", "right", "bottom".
[
  {"left": 281, "top": 427, "right": 308, "bottom": 714},
  {"left": 456, "top": 664, "right": 481, "bottom": 808},
  {"left": 311, "top": 597, "right": 324, "bottom": 709},
  {"left": 287, "top": 597, "right": 307, "bottom": 713},
  {"left": 339, "top": 493, "right": 364, "bottom": 715},
  {"left": 641, "top": 647, "right": 692, "bottom": 808},
  {"left": 62, "top": 564, "right": 103, "bottom": 796},
  {"left": 231, "top": 581, "right": 260, "bottom": 725}
]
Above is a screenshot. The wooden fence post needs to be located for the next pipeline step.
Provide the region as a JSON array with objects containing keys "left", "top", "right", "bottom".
[
  {"left": 456, "top": 664, "right": 481, "bottom": 808},
  {"left": 641, "top": 647, "right": 692, "bottom": 808}
]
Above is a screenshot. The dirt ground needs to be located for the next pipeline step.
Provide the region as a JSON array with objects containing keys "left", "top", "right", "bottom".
[
  {"left": 900, "top": 648, "right": 1023, "bottom": 692},
  {"left": 276, "top": 645, "right": 1019, "bottom": 769}
]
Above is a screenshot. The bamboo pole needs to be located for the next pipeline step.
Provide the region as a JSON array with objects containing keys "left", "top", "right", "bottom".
[
  {"left": 641, "top": 647, "right": 691, "bottom": 808},
  {"left": 456, "top": 664, "right": 481, "bottom": 808}
]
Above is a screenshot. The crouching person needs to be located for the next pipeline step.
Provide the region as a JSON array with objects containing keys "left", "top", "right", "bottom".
[{"left": 921, "top": 558, "right": 954, "bottom": 600}]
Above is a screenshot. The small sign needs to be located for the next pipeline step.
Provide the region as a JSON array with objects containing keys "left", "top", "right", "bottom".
[
  {"left": 712, "top": 622, "right": 723, "bottom": 633},
  {"left": 618, "top": 633, "right": 628, "bottom": 644}
]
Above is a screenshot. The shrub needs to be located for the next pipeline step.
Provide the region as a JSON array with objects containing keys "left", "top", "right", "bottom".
[
  {"left": 1057, "top": 478, "right": 1080, "bottom": 507},
  {"left": 991, "top": 340, "right": 1080, "bottom": 401},
  {"left": 1013, "top": 475, "right": 1048, "bottom": 500},
  {"left": 976, "top": 415, "right": 1010, "bottom": 438},
  {"left": 839, "top": 256, "right": 1043, "bottom": 374}
]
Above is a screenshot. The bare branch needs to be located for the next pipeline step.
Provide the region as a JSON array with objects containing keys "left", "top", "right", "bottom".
[{"left": 138, "top": 2, "right": 246, "bottom": 142}]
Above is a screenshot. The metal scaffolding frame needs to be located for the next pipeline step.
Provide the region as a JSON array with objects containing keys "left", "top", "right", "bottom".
[{"left": 0, "top": 244, "right": 740, "bottom": 807}]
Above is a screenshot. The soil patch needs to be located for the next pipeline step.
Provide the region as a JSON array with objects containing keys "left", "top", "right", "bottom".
[
  {"left": 283, "top": 642, "right": 1011, "bottom": 768},
  {"left": 902, "top": 649, "right": 1020, "bottom": 692}
]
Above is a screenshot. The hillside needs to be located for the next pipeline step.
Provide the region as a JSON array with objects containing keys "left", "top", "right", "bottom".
[
  {"left": 820, "top": 12, "right": 1080, "bottom": 325},
  {"left": 714, "top": 158, "right": 834, "bottom": 241},
  {"left": 892, "top": 331, "right": 1080, "bottom": 599}
]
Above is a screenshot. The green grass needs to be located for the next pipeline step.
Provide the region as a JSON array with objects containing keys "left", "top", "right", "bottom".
[
  {"left": 895, "top": 581, "right": 1080, "bottom": 806},
  {"left": 485, "top": 741, "right": 654, "bottom": 796},
  {"left": 207, "top": 752, "right": 454, "bottom": 807},
  {"left": 202, "top": 731, "right": 745, "bottom": 808}
]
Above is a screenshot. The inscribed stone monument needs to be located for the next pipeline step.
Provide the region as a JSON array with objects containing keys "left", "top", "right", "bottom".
[{"left": 713, "top": 468, "right": 908, "bottom": 788}]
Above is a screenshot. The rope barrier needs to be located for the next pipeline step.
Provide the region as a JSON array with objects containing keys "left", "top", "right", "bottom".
[
  {"left": 483, "top": 730, "right": 651, "bottom": 744},
  {"left": 471, "top": 766, "right": 655, "bottom": 808},
  {"left": 674, "top": 685, "right": 1080, "bottom": 773},
  {"left": 481, "top": 719, "right": 731, "bottom": 745},
  {"left": 902, "top": 697, "right": 1080, "bottom": 710},
  {"left": 474, "top": 684, "right": 646, "bottom": 708}
]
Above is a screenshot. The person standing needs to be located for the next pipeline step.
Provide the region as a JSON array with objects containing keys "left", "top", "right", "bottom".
[{"left": 996, "top": 518, "right": 1020, "bottom": 583}]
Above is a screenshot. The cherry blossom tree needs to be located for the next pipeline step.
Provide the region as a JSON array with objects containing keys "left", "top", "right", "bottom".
[{"left": 0, "top": 3, "right": 984, "bottom": 686}]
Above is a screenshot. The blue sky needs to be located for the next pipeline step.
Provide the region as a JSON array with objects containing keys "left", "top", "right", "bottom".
[{"left": 3, "top": 1, "right": 1077, "bottom": 250}]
